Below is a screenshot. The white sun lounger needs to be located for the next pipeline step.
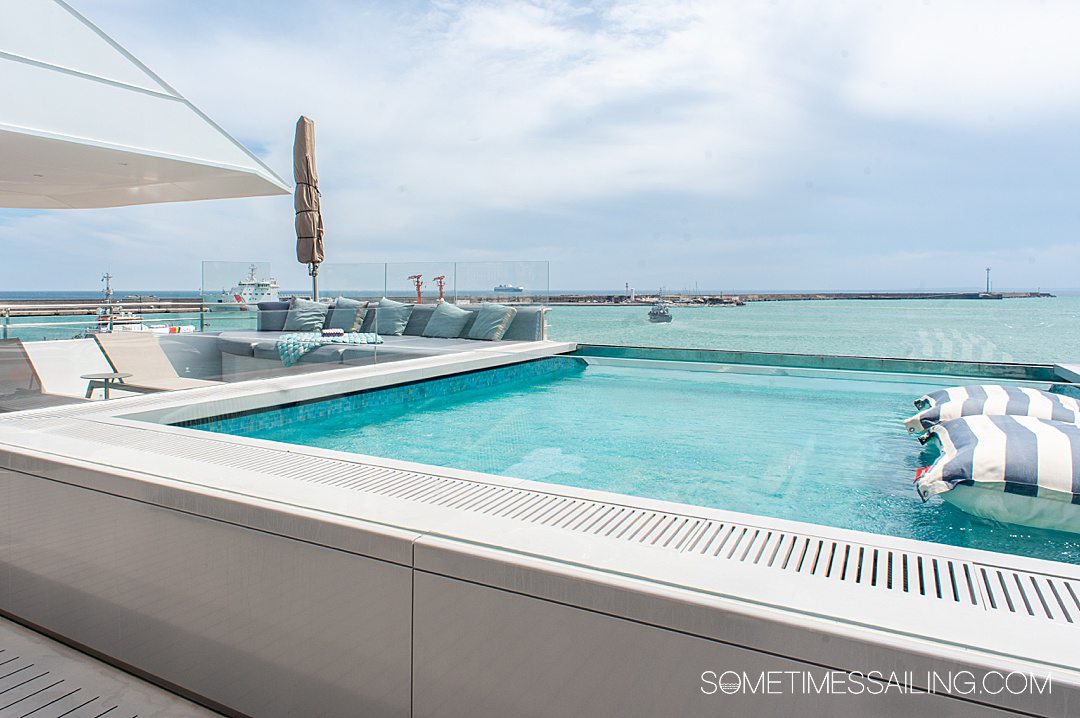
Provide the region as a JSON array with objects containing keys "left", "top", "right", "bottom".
[{"left": 93, "top": 333, "right": 220, "bottom": 394}]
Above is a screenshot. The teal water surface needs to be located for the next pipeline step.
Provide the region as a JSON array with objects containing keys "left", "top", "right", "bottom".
[
  {"left": 220, "top": 362, "right": 1080, "bottom": 565},
  {"left": 9, "top": 296, "right": 1080, "bottom": 364},
  {"left": 547, "top": 296, "right": 1080, "bottom": 364}
]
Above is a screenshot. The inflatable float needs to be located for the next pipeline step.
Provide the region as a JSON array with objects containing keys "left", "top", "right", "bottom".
[
  {"left": 915, "top": 414, "right": 1080, "bottom": 534},
  {"left": 906, "top": 384, "right": 1080, "bottom": 436}
]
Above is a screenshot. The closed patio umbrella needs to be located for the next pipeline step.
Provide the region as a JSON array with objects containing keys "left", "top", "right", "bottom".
[{"left": 294, "top": 115, "right": 324, "bottom": 299}]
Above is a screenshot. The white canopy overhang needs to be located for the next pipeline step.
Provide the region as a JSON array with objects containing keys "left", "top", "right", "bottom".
[{"left": 0, "top": 0, "right": 289, "bottom": 208}]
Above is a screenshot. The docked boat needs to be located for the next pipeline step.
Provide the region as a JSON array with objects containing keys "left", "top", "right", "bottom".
[
  {"left": 95, "top": 304, "right": 143, "bottom": 328},
  {"left": 647, "top": 300, "right": 672, "bottom": 323},
  {"left": 494, "top": 283, "right": 524, "bottom": 293},
  {"left": 207, "top": 264, "right": 280, "bottom": 311}
]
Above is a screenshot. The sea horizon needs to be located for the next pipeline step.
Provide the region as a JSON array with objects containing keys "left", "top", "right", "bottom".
[{"left": 2, "top": 286, "right": 1077, "bottom": 299}]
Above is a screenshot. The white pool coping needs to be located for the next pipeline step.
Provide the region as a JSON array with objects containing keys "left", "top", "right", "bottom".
[{"left": 1, "top": 343, "right": 1078, "bottom": 714}]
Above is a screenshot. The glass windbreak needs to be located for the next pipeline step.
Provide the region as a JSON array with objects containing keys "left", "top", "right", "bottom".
[
  {"left": 454, "top": 260, "right": 550, "bottom": 304},
  {"left": 0, "top": 259, "right": 552, "bottom": 402}
]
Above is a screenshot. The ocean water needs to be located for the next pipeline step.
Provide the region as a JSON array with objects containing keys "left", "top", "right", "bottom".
[
  {"left": 546, "top": 296, "right": 1080, "bottom": 365},
  {"left": 210, "top": 360, "right": 1080, "bottom": 564},
  {"left": 5, "top": 293, "right": 1078, "bottom": 364}
]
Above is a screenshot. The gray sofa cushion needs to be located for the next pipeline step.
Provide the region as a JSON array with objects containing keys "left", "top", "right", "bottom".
[
  {"left": 399, "top": 303, "right": 545, "bottom": 341},
  {"left": 340, "top": 345, "right": 378, "bottom": 365},
  {"left": 403, "top": 305, "right": 438, "bottom": 336},
  {"left": 502, "top": 306, "right": 547, "bottom": 341},
  {"left": 218, "top": 338, "right": 256, "bottom": 357},
  {"left": 297, "top": 346, "right": 347, "bottom": 363},
  {"left": 257, "top": 301, "right": 291, "bottom": 332},
  {"left": 359, "top": 306, "right": 375, "bottom": 333},
  {"left": 252, "top": 342, "right": 344, "bottom": 364},
  {"left": 459, "top": 309, "right": 479, "bottom": 337},
  {"left": 252, "top": 343, "right": 280, "bottom": 361}
]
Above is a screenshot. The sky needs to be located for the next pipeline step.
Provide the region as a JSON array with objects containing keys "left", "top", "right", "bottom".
[{"left": 3, "top": 0, "right": 1080, "bottom": 292}]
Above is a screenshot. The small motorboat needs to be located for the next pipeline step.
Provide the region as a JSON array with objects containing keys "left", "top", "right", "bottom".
[{"left": 647, "top": 301, "right": 672, "bottom": 323}]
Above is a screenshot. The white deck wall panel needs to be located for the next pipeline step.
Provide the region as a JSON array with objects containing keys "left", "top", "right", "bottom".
[{"left": 0, "top": 347, "right": 1077, "bottom": 717}]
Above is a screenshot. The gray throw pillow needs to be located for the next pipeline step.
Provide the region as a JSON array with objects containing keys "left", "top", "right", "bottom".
[
  {"left": 325, "top": 296, "right": 364, "bottom": 331},
  {"left": 283, "top": 297, "right": 329, "bottom": 332},
  {"left": 374, "top": 297, "right": 414, "bottom": 335},
  {"left": 422, "top": 302, "right": 472, "bottom": 338},
  {"left": 467, "top": 302, "right": 517, "bottom": 341}
]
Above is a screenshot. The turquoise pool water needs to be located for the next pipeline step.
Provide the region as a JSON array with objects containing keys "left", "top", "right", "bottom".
[{"left": 194, "top": 358, "right": 1080, "bottom": 564}]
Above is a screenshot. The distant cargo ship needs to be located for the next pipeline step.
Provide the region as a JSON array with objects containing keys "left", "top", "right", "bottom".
[{"left": 494, "top": 284, "right": 524, "bottom": 293}]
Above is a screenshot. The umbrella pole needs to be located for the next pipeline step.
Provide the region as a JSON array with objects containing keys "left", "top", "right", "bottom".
[{"left": 310, "top": 263, "right": 319, "bottom": 301}]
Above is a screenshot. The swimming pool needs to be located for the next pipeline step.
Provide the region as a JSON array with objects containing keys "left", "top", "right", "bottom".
[{"left": 190, "top": 356, "right": 1080, "bottom": 564}]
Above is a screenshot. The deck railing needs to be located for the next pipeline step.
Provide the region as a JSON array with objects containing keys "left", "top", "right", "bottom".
[{"left": 0, "top": 301, "right": 254, "bottom": 341}]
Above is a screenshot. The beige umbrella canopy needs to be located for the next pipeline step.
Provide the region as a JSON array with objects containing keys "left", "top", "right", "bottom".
[{"left": 294, "top": 115, "right": 325, "bottom": 299}]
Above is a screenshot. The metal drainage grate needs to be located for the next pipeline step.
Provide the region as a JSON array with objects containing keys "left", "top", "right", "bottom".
[{"left": 15, "top": 419, "right": 1080, "bottom": 624}]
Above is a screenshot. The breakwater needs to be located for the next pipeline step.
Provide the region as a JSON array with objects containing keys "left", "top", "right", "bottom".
[
  {"left": 548, "top": 291, "right": 1053, "bottom": 305},
  {"left": 0, "top": 291, "right": 1054, "bottom": 315}
]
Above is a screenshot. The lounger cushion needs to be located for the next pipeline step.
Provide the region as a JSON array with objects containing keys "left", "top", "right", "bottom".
[
  {"left": 403, "top": 305, "right": 438, "bottom": 336},
  {"left": 283, "top": 298, "right": 329, "bottom": 332},
  {"left": 467, "top": 303, "right": 517, "bottom": 341},
  {"left": 252, "top": 343, "right": 282, "bottom": 362},
  {"left": 423, "top": 302, "right": 473, "bottom": 338},
  {"left": 374, "top": 298, "right": 414, "bottom": 336},
  {"left": 324, "top": 296, "right": 365, "bottom": 331},
  {"left": 501, "top": 305, "right": 546, "bottom": 341},
  {"left": 257, "top": 301, "right": 291, "bottom": 332}
]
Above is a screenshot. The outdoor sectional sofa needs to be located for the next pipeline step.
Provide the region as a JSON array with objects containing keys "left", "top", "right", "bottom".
[{"left": 209, "top": 301, "right": 549, "bottom": 380}]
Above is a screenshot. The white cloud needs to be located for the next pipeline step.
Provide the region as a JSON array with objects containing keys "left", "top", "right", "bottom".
[
  {"left": 840, "top": 0, "right": 1080, "bottom": 128},
  {"left": 3, "top": 0, "right": 1080, "bottom": 290}
]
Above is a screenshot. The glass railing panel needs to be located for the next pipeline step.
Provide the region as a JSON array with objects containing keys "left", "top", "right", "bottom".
[
  {"left": 382, "top": 262, "right": 457, "bottom": 304},
  {"left": 453, "top": 260, "right": 550, "bottom": 304}
]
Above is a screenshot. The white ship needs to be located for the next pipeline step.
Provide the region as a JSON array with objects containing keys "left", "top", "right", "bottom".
[
  {"left": 207, "top": 264, "right": 280, "bottom": 311},
  {"left": 494, "top": 283, "right": 524, "bottom": 293}
]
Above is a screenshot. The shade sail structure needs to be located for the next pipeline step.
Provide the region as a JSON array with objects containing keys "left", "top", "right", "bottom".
[{"left": 0, "top": 0, "right": 289, "bottom": 208}]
